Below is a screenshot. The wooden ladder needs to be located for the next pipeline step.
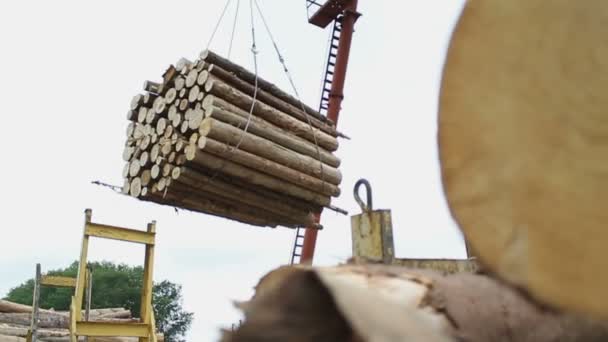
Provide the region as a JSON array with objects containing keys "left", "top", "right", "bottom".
[
  {"left": 69, "top": 209, "right": 158, "bottom": 342},
  {"left": 27, "top": 264, "right": 91, "bottom": 342}
]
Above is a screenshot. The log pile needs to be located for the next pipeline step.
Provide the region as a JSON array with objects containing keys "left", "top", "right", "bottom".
[
  {"left": 0, "top": 300, "right": 162, "bottom": 342},
  {"left": 122, "top": 50, "right": 344, "bottom": 228}
]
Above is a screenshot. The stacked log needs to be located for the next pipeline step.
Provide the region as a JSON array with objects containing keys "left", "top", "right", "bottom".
[
  {"left": 0, "top": 300, "right": 162, "bottom": 342},
  {"left": 122, "top": 50, "right": 344, "bottom": 228},
  {"left": 223, "top": 264, "right": 608, "bottom": 342},
  {"left": 438, "top": 0, "right": 608, "bottom": 319}
]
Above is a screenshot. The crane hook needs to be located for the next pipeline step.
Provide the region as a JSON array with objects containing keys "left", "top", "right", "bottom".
[{"left": 354, "top": 178, "right": 373, "bottom": 212}]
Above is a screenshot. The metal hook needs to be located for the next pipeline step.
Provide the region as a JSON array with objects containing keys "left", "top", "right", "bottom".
[{"left": 354, "top": 178, "right": 373, "bottom": 212}]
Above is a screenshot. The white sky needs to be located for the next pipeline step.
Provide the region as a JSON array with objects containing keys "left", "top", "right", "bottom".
[{"left": 0, "top": 1, "right": 465, "bottom": 340}]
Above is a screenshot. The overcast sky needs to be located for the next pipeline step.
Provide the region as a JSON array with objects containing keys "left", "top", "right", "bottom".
[{"left": 0, "top": 1, "right": 465, "bottom": 340}]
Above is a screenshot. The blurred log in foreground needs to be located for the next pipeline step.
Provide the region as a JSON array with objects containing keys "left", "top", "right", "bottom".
[
  {"left": 438, "top": 0, "right": 608, "bottom": 318},
  {"left": 222, "top": 264, "right": 608, "bottom": 342}
]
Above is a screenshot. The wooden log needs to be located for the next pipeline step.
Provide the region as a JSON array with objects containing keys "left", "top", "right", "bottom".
[
  {"left": 224, "top": 264, "right": 608, "bottom": 342},
  {"left": 140, "top": 135, "right": 151, "bottom": 151},
  {"left": 165, "top": 88, "right": 177, "bottom": 104},
  {"left": 173, "top": 166, "right": 316, "bottom": 224},
  {"left": 169, "top": 176, "right": 313, "bottom": 227},
  {"left": 438, "top": 0, "right": 608, "bottom": 319},
  {"left": 174, "top": 77, "right": 186, "bottom": 92},
  {"left": 143, "top": 81, "right": 162, "bottom": 95},
  {"left": 128, "top": 161, "right": 140, "bottom": 177},
  {"left": 205, "top": 105, "right": 340, "bottom": 167},
  {"left": 144, "top": 187, "right": 277, "bottom": 228},
  {"left": 129, "top": 177, "right": 142, "bottom": 197},
  {"left": 176, "top": 58, "right": 193, "bottom": 73},
  {"left": 0, "top": 302, "right": 127, "bottom": 318},
  {"left": 122, "top": 147, "right": 134, "bottom": 162},
  {"left": 153, "top": 96, "right": 167, "bottom": 115},
  {"left": 197, "top": 70, "right": 209, "bottom": 86},
  {"left": 0, "top": 313, "right": 67, "bottom": 329},
  {"left": 130, "top": 94, "right": 144, "bottom": 111},
  {"left": 143, "top": 93, "right": 157, "bottom": 106},
  {"left": 151, "top": 164, "right": 161, "bottom": 180},
  {"left": 185, "top": 149, "right": 331, "bottom": 207},
  {"left": 0, "top": 311, "right": 130, "bottom": 330},
  {"left": 167, "top": 105, "right": 177, "bottom": 122},
  {"left": 0, "top": 335, "right": 24, "bottom": 342},
  {"left": 144, "top": 109, "right": 157, "bottom": 125},
  {"left": 126, "top": 109, "right": 136, "bottom": 122},
  {"left": 188, "top": 85, "right": 200, "bottom": 103},
  {"left": 122, "top": 162, "right": 130, "bottom": 178},
  {"left": 195, "top": 60, "right": 206, "bottom": 72},
  {"left": 188, "top": 109, "right": 204, "bottom": 130},
  {"left": 139, "top": 151, "right": 150, "bottom": 167},
  {"left": 137, "top": 107, "right": 147, "bottom": 123},
  {"left": 200, "top": 49, "right": 331, "bottom": 125},
  {"left": 199, "top": 118, "right": 341, "bottom": 185},
  {"left": 126, "top": 122, "right": 135, "bottom": 138},
  {"left": 180, "top": 120, "right": 189, "bottom": 134},
  {"left": 205, "top": 77, "right": 339, "bottom": 152},
  {"left": 171, "top": 113, "right": 182, "bottom": 128},
  {"left": 198, "top": 137, "right": 339, "bottom": 197},
  {"left": 150, "top": 144, "right": 161, "bottom": 163},
  {"left": 205, "top": 65, "right": 336, "bottom": 136},
  {"left": 163, "top": 125, "right": 174, "bottom": 140},
  {"left": 162, "top": 65, "right": 178, "bottom": 87},
  {"left": 179, "top": 98, "right": 188, "bottom": 111},
  {"left": 156, "top": 118, "right": 167, "bottom": 135},
  {"left": 141, "top": 170, "right": 152, "bottom": 186},
  {"left": 186, "top": 69, "right": 198, "bottom": 88}
]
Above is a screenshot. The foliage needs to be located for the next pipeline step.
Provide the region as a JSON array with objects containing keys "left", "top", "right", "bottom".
[
  {"left": 4, "top": 261, "right": 193, "bottom": 341},
  {"left": 153, "top": 281, "right": 193, "bottom": 342}
]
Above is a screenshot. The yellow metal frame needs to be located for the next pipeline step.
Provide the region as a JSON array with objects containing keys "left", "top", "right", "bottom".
[
  {"left": 69, "top": 209, "right": 158, "bottom": 342},
  {"left": 41, "top": 275, "right": 77, "bottom": 288}
]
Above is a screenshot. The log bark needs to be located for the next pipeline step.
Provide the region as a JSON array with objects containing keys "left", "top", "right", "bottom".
[
  {"left": 181, "top": 162, "right": 320, "bottom": 214},
  {"left": 438, "top": 0, "right": 608, "bottom": 319},
  {"left": 185, "top": 149, "right": 331, "bottom": 207},
  {"left": 205, "top": 105, "right": 340, "bottom": 167},
  {"left": 205, "top": 65, "right": 336, "bottom": 136},
  {"left": 200, "top": 49, "right": 331, "bottom": 125},
  {"left": 224, "top": 264, "right": 608, "bottom": 342},
  {"left": 173, "top": 167, "right": 316, "bottom": 225},
  {"left": 168, "top": 177, "right": 313, "bottom": 227},
  {"left": 204, "top": 78, "right": 338, "bottom": 152},
  {"left": 199, "top": 118, "right": 341, "bottom": 185},
  {"left": 198, "top": 137, "right": 340, "bottom": 197},
  {"left": 144, "top": 187, "right": 278, "bottom": 228}
]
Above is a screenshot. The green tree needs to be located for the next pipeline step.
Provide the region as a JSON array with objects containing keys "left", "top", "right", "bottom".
[{"left": 3, "top": 261, "right": 193, "bottom": 342}]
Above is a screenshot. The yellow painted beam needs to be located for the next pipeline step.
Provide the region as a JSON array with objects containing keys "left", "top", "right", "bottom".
[
  {"left": 76, "top": 322, "right": 150, "bottom": 337},
  {"left": 85, "top": 223, "right": 155, "bottom": 245},
  {"left": 41, "top": 276, "right": 76, "bottom": 288},
  {"left": 74, "top": 210, "right": 92, "bottom": 321}
]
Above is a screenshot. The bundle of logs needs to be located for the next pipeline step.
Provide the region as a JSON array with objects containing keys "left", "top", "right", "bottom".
[
  {"left": 122, "top": 50, "right": 344, "bottom": 228},
  {"left": 0, "top": 300, "right": 163, "bottom": 342}
]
